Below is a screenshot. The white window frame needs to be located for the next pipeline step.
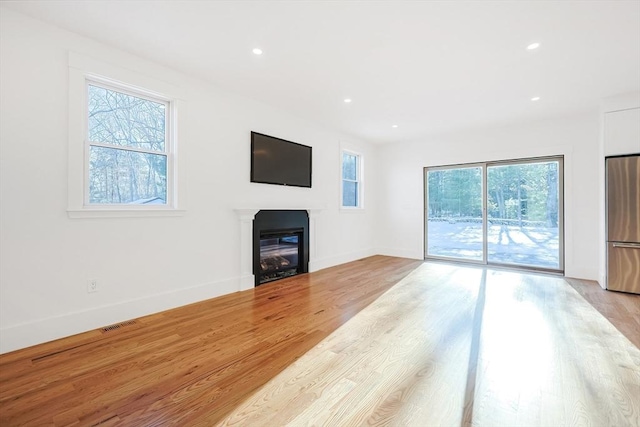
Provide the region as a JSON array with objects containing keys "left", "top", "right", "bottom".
[
  {"left": 340, "top": 149, "right": 364, "bottom": 210},
  {"left": 84, "top": 78, "right": 173, "bottom": 207},
  {"left": 68, "top": 52, "right": 186, "bottom": 218}
]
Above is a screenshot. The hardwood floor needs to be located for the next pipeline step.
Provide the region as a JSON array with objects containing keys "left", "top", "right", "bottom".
[
  {"left": 0, "top": 256, "right": 638, "bottom": 426},
  {"left": 565, "top": 277, "right": 640, "bottom": 349}
]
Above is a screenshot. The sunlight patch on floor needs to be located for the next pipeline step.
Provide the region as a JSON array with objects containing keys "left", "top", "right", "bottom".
[{"left": 216, "top": 263, "right": 640, "bottom": 427}]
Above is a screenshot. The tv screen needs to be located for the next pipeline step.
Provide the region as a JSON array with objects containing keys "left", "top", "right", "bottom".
[{"left": 251, "top": 132, "right": 312, "bottom": 188}]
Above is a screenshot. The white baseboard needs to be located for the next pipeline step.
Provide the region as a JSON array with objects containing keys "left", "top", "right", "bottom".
[
  {"left": 3, "top": 248, "right": 596, "bottom": 354},
  {"left": 2, "top": 248, "right": 385, "bottom": 354},
  {"left": 374, "top": 247, "right": 424, "bottom": 260},
  {"left": 564, "top": 266, "right": 599, "bottom": 283},
  {"left": 310, "top": 247, "right": 378, "bottom": 272},
  {"left": 239, "top": 274, "right": 255, "bottom": 291},
  {"left": 0, "top": 276, "right": 239, "bottom": 355}
]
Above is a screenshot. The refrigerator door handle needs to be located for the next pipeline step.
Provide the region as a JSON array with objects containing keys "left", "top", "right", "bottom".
[{"left": 612, "top": 242, "right": 640, "bottom": 249}]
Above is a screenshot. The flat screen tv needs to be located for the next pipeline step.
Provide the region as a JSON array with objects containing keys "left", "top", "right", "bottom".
[{"left": 251, "top": 132, "right": 312, "bottom": 188}]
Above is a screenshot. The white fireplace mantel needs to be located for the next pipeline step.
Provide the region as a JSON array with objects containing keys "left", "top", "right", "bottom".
[{"left": 233, "top": 205, "right": 326, "bottom": 291}]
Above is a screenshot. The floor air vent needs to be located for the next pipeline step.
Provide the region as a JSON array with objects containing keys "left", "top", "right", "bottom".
[{"left": 101, "top": 320, "right": 137, "bottom": 333}]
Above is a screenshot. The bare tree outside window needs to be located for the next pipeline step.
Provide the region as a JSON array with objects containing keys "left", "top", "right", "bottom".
[{"left": 87, "top": 84, "right": 168, "bottom": 204}]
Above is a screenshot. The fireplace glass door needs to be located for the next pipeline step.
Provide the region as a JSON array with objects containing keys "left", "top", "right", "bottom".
[{"left": 259, "top": 232, "right": 300, "bottom": 284}]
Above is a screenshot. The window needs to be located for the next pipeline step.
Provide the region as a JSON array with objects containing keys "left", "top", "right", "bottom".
[
  {"left": 341, "top": 151, "right": 362, "bottom": 208},
  {"left": 86, "top": 81, "right": 171, "bottom": 205},
  {"left": 67, "top": 52, "right": 185, "bottom": 218}
]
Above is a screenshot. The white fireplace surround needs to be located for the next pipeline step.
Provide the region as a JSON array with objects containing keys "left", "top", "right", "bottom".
[{"left": 234, "top": 206, "right": 325, "bottom": 290}]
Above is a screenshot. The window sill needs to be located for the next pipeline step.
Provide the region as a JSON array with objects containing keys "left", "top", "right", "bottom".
[
  {"left": 67, "top": 208, "right": 186, "bottom": 219},
  {"left": 339, "top": 207, "right": 366, "bottom": 213}
]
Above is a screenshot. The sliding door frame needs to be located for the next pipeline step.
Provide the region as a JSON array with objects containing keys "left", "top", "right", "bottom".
[{"left": 424, "top": 155, "right": 564, "bottom": 274}]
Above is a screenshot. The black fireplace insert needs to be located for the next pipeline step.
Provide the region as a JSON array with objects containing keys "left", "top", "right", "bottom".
[{"left": 253, "top": 210, "right": 309, "bottom": 286}]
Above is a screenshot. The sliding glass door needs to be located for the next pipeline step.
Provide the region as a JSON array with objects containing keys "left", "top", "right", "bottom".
[
  {"left": 425, "top": 157, "right": 563, "bottom": 273},
  {"left": 425, "top": 165, "right": 484, "bottom": 262},
  {"left": 486, "top": 160, "right": 561, "bottom": 269}
]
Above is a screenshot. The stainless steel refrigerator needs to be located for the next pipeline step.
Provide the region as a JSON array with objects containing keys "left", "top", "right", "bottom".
[{"left": 606, "top": 154, "right": 640, "bottom": 294}]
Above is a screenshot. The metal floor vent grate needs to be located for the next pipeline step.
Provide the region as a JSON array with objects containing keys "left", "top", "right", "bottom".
[{"left": 101, "top": 320, "right": 137, "bottom": 333}]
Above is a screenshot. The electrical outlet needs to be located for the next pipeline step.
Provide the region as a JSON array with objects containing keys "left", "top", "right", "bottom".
[{"left": 87, "top": 279, "right": 98, "bottom": 293}]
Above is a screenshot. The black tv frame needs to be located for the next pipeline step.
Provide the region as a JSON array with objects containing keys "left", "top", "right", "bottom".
[{"left": 250, "top": 132, "right": 312, "bottom": 188}]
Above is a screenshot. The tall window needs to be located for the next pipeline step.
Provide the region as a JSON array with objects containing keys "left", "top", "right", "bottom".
[
  {"left": 86, "top": 81, "right": 171, "bottom": 205},
  {"left": 342, "top": 151, "right": 361, "bottom": 208}
]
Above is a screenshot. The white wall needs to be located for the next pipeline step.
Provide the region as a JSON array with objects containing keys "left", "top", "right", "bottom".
[
  {"left": 0, "top": 8, "right": 377, "bottom": 353},
  {"left": 604, "top": 108, "right": 640, "bottom": 156},
  {"left": 375, "top": 113, "right": 601, "bottom": 281}
]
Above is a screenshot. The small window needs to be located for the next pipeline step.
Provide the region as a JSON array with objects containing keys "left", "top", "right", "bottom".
[
  {"left": 341, "top": 151, "right": 362, "bottom": 208},
  {"left": 86, "top": 81, "right": 171, "bottom": 205}
]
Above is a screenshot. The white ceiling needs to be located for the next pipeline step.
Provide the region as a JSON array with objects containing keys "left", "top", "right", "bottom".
[{"left": 3, "top": 0, "right": 640, "bottom": 144}]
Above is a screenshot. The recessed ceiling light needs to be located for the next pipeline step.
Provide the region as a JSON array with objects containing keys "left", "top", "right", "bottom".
[
  {"left": 252, "top": 48, "right": 263, "bottom": 55},
  {"left": 531, "top": 96, "right": 541, "bottom": 101},
  {"left": 392, "top": 124, "right": 399, "bottom": 128},
  {"left": 344, "top": 98, "right": 352, "bottom": 103},
  {"left": 527, "top": 42, "right": 540, "bottom": 50}
]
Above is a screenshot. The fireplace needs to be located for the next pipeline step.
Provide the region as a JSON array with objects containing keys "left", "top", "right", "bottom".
[{"left": 253, "top": 210, "right": 309, "bottom": 286}]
